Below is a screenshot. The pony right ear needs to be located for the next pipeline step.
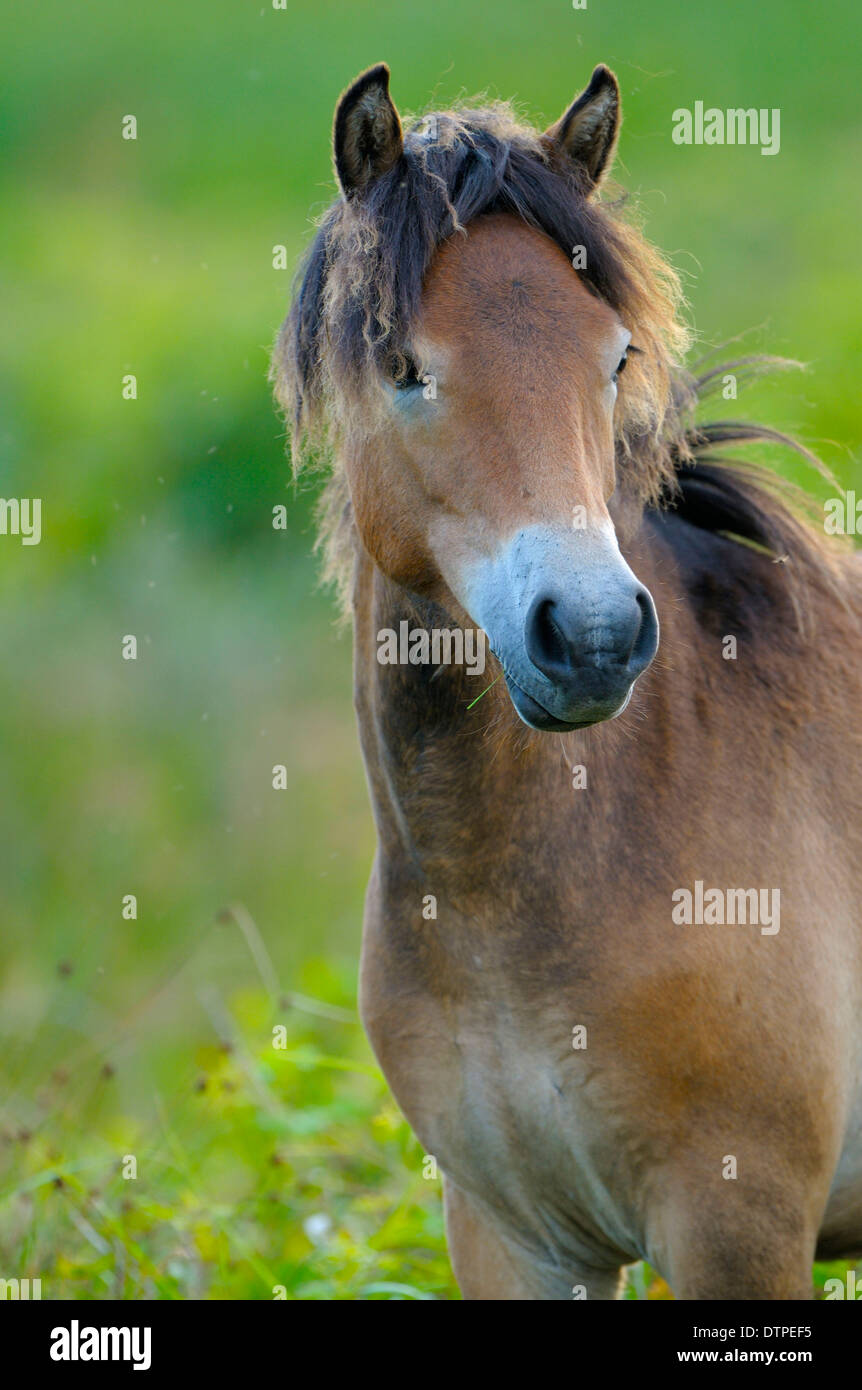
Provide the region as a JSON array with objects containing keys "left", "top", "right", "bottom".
[
  {"left": 333, "top": 63, "right": 403, "bottom": 198},
  {"left": 545, "top": 64, "right": 621, "bottom": 191}
]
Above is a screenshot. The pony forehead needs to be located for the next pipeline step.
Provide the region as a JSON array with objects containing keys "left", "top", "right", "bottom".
[{"left": 418, "top": 212, "right": 623, "bottom": 341}]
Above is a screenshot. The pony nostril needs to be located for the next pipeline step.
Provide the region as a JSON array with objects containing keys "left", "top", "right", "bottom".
[
  {"left": 620, "top": 590, "right": 648, "bottom": 663},
  {"left": 539, "top": 601, "right": 569, "bottom": 665},
  {"left": 627, "top": 588, "right": 659, "bottom": 673},
  {"left": 526, "top": 598, "right": 572, "bottom": 680}
]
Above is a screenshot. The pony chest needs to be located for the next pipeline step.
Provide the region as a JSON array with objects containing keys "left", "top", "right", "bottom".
[{"left": 362, "top": 968, "right": 636, "bottom": 1252}]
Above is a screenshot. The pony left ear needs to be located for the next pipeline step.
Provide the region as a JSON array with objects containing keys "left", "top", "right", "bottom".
[
  {"left": 545, "top": 64, "right": 621, "bottom": 191},
  {"left": 333, "top": 63, "right": 404, "bottom": 198}
]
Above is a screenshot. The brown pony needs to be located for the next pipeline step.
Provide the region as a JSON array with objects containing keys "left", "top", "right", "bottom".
[{"left": 273, "top": 62, "right": 862, "bottom": 1299}]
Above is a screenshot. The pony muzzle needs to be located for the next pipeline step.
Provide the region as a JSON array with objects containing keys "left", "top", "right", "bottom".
[
  {"left": 464, "top": 526, "right": 659, "bottom": 731},
  {"left": 513, "top": 580, "right": 658, "bottom": 729}
]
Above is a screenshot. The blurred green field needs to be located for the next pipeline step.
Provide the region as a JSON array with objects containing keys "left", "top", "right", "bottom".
[{"left": 0, "top": 0, "right": 859, "bottom": 1299}]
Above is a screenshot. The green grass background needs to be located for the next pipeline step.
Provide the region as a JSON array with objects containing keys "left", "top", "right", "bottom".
[{"left": 0, "top": 0, "right": 859, "bottom": 1299}]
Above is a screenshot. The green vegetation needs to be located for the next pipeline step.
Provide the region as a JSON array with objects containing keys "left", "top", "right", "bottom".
[{"left": 1, "top": 0, "right": 858, "bottom": 1299}]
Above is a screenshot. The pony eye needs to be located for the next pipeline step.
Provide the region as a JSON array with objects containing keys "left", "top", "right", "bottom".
[
  {"left": 391, "top": 356, "right": 421, "bottom": 389},
  {"left": 612, "top": 353, "right": 628, "bottom": 383}
]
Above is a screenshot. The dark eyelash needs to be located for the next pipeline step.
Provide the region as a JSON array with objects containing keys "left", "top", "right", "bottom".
[
  {"left": 613, "top": 344, "right": 642, "bottom": 383},
  {"left": 392, "top": 355, "right": 422, "bottom": 389}
]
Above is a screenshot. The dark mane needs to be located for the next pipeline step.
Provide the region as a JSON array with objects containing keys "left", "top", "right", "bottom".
[
  {"left": 272, "top": 99, "right": 849, "bottom": 615},
  {"left": 660, "top": 359, "right": 850, "bottom": 618}
]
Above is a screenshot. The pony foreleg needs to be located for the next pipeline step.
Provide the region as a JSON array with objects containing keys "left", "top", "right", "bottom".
[
  {"left": 443, "top": 1178, "right": 625, "bottom": 1300},
  {"left": 656, "top": 1182, "right": 821, "bottom": 1300}
]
